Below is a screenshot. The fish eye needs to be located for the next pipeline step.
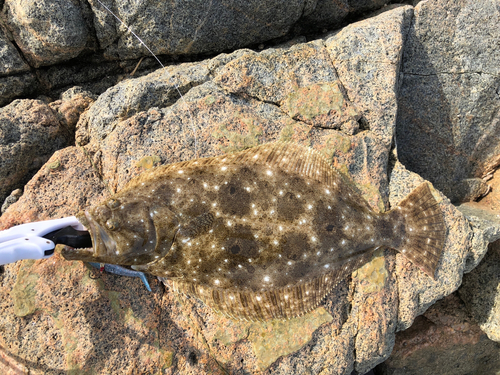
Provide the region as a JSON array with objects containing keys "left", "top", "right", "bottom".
[
  {"left": 107, "top": 198, "right": 121, "bottom": 209},
  {"left": 105, "top": 219, "right": 120, "bottom": 231}
]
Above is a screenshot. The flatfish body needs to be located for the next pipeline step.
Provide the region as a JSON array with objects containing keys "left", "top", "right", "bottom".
[{"left": 63, "top": 142, "right": 445, "bottom": 321}]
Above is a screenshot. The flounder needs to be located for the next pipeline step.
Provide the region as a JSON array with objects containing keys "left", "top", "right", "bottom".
[{"left": 62, "top": 142, "right": 445, "bottom": 321}]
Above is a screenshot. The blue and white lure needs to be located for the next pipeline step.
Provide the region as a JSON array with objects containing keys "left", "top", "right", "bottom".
[{"left": 88, "top": 262, "right": 152, "bottom": 292}]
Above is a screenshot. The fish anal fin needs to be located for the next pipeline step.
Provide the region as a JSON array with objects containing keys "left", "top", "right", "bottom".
[{"left": 168, "top": 269, "right": 350, "bottom": 321}]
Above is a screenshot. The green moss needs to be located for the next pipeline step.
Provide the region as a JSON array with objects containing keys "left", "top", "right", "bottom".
[
  {"left": 10, "top": 260, "right": 39, "bottom": 317},
  {"left": 46, "top": 160, "right": 61, "bottom": 170},
  {"left": 284, "top": 81, "right": 357, "bottom": 122},
  {"left": 136, "top": 155, "right": 161, "bottom": 169},
  {"left": 212, "top": 307, "right": 333, "bottom": 370},
  {"left": 353, "top": 248, "right": 389, "bottom": 293},
  {"left": 204, "top": 95, "right": 216, "bottom": 106},
  {"left": 212, "top": 116, "right": 263, "bottom": 152},
  {"left": 278, "top": 121, "right": 312, "bottom": 145},
  {"left": 359, "top": 183, "right": 386, "bottom": 212},
  {"left": 103, "top": 290, "right": 124, "bottom": 319},
  {"left": 52, "top": 312, "right": 86, "bottom": 373},
  {"left": 326, "top": 133, "right": 352, "bottom": 155},
  {"left": 248, "top": 307, "right": 333, "bottom": 369},
  {"left": 161, "top": 350, "right": 174, "bottom": 369}
]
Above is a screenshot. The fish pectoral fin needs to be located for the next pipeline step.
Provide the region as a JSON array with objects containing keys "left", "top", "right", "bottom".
[{"left": 131, "top": 264, "right": 148, "bottom": 272}]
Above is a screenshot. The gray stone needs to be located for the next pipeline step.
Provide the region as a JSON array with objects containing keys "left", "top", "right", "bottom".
[
  {"left": 292, "top": 0, "right": 350, "bottom": 34},
  {"left": 396, "top": 0, "right": 500, "bottom": 203},
  {"left": 3, "top": 0, "right": 91, "bottom": 67},
  {"left": 0, "top": 0, "right": 401, "bottom": 108},
  {"left": 1, "top": 188, "right": 22, "bottom": 214},
  {"left": 0, "top": 25, "right": 30, "bottom": 75},
  {"left": 91, "top": 0, "right": 392, "bottom": 62},
  {"left": 457, "top": 201, "right": 500, "bottom": 344},
  {"left": 378, "top": 293, "right": 500, "bottom": 375},
  {"left": 91, "top": 0, "right": 304, "bottom": 61},
  {"left": 325, "top": 5, "right": 414, "bottom": 147},
  {"left": 0, "top": 72, "right": 39, "bottom": 107},
  {"left": 0, "top": 99, "right": 71, "bottom": 203},
  {"left": 457, "top": 203, "right": 500, "bottom": 273},
  {"left": 451, "top": 178, "right": 490, "bottom": 203},
  {"left": 459, "top": 240, "right": 500, "bottom": 343},
  {"left": 75, "top": 61, "right": 212, "bottom": 146},
  {"left": 0, "top": 0, "right": 396, "bottom": 79}
]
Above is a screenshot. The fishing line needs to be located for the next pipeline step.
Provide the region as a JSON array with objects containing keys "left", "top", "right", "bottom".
[{"left": 95, "top": 0, "right": 199, "bottom": 157}]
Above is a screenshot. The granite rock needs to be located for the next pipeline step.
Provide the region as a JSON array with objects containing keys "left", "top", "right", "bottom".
[
  {"left": 0, "top": 87, "right": 94, "bottom": 206},
  {"left": 0, "top": 0, "right": 395, "bottom": 107},
  {"left": 459, "top": 240, "right": 500, "bottom": 344},
  {"left": 0, "top": 99, "right": 70, "bottom": 205},
  {"left": 2, "top": 0, "right": 93, "bottom": 68},
  {"left": 1, "top": 189, "right": 22, "bottom": 215},
  {"left": 454, "top": 170, "right": 500, "bottom": 344},
  {"left": 377, "top": 293, "right": 500, "bottom": 375},
  {"left": 0, "top": 73, "right": 39, "bottom": 108},
  {"left": 396, "top": 0, "right": 500, "bottom": 203},
  {"left": 0, "top": 25, "right": 30, "bottom": 75}
]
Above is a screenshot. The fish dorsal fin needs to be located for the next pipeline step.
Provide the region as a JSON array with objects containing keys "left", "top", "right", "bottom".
[{"left": 125, "top": 142, "right": 343, "bottom": 191}]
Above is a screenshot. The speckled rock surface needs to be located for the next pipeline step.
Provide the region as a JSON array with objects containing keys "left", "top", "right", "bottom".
[
  {"left": 377, "top": 293, "right": 500, "bottom": 375},
  {"left": 1, "top": 189, "right": 22, "bottom": 214},
  {"left": 453, "top": 171, "right": 500, "bottom": 344},
  {"left": 0, "top": 99, "right": 69, "bottom": 205},
  {"left": 459, "top": 240, "right": 500, "bottom": 344},
  {"left": 0, "top": 0, "right": 392, "bottom": 106},
  {"left": 0, "top": 3, "right": 498, "bottom": 375},
  {"left": 0, "top": 88, "right": 94, "bottom": 206},
  {"left": 3, "top": 0, "right": 93, "bottom": 68},
  {"left": 0, "top": 25, "right": 30, "bottom": 75},
  {"left": 396, "top": 0, "right": 500, "bottom": 203}
]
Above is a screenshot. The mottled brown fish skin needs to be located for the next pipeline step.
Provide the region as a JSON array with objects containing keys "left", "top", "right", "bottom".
[{"left": 63, "top": 142, "right": 446, "bottom": 321}]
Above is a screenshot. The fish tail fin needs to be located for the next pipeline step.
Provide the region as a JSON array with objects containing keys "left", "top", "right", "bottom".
[{"left": 394, "top": 183, "right": 446, "bottom": 279}]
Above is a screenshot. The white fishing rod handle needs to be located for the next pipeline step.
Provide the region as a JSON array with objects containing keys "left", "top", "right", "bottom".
[
  {"left": 0, "top": 216, "right": 86, "bottom": 266},
  {"left": 0, "top": 236, "right": 55, "bottom": 265}
]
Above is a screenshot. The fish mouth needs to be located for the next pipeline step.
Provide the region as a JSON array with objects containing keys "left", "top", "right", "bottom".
[
  {"left": 84, "top": 210, "right": 117, "bottom": 257},
  {"left": 61, "top": 210, "right": 117, "bottom": 262}
]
